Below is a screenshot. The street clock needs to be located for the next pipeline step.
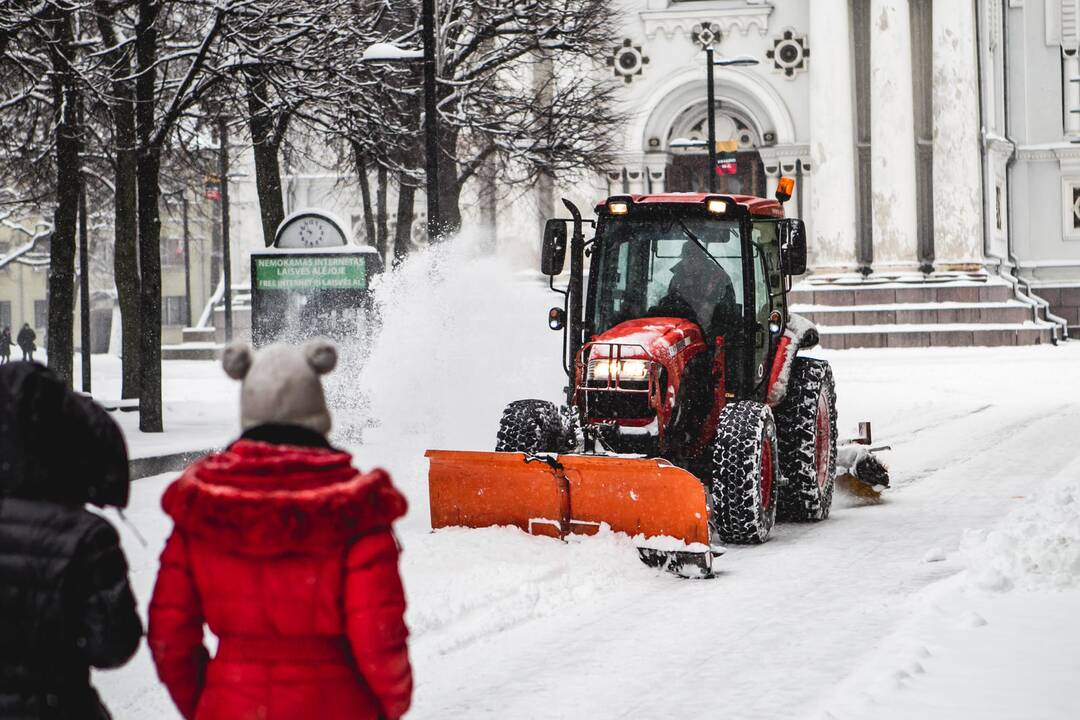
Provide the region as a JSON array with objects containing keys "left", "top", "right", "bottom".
[{"left": 274, "top": 210, "right": 349, "bottom": 249}]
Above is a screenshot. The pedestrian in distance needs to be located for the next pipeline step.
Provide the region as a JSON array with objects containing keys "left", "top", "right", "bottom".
[
  {"left": 16, "top": 323, "right": 35, "bottom": 362},
  {"left": 0, "top": 362, "right": 143, "bottom": 719},
  {"left": 0, "top": 327, "right": 11, "bottom": 364},
  {"left": 149, "top": 339, "right": 413, "bottom": 720}
]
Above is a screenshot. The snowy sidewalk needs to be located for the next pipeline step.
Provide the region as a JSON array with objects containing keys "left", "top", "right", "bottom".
[{"left": 70, "top": 353, "right": 238, "bottom": 461}]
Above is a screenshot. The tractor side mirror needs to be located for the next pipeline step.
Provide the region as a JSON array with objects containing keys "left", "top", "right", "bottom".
[
  {"left": 541, "top": 219, "right": 568, "bottom": 276},
  {"left": 548, "top": 306, "right": 565, "bottom": 331},
  {"left": 779, "top": 218, "right": 807, "bottom": 276}
]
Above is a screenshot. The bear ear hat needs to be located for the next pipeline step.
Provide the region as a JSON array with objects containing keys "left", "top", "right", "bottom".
[
  {"left": 222, "top": 342, "right": 254, "bottom": 380},
  {"left": 304, "top": 339, "right": 338, "bottom": 376}
]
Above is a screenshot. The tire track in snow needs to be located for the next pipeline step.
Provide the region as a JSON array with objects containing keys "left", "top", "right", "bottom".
[{"left": 885, "top": 403, "right": 1069, "bottom": 489}]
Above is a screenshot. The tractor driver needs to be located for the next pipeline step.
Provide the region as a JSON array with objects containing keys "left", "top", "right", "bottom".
[
  {"left": 652, "top": 240, "right": 739, "bottom": 342},
  {"left": 649, "top": 240, "right": 740, "bottom": 458}
]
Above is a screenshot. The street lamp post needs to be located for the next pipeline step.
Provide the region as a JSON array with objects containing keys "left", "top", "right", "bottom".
[
  {"left": 182, "top": 195, "right": 192, "bottom": 327},
  {"left": 361, "top": 11, "right": 442, "bottom": 242},
  {"left": 217, "top": 114, "right": 233, "bottom": 342},
  {"left": 704, "top": 52, "right": 760, "bottom": 193},
  {"left": 78, "top": 183, "right": 91, "bottom": 393},
  {"left": 706, "top": 47, "right": 718, "bottom": 193},
  {"left": 421, "top": 0, "right": 441, "bottom": 241}
]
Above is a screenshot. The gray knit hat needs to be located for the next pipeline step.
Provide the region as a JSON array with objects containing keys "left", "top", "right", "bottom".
[{"left": 221, "top": 339, "right": 338, "bottom": 434}]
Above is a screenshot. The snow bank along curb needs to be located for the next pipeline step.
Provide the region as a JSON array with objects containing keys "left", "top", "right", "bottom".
[
  {"left": 129, "top": 449, "right": 216, "bottom": 481},
  {"left": 960, "top": 458, "right": 1080, "bottom": 592},
  {"left": 802, "top": 456, "right": 1080, "bottom": 720}
]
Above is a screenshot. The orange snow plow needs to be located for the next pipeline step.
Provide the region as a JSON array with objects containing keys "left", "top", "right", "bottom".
[{"left": 426, "top": 450, "right": 716, "bottom": 573}]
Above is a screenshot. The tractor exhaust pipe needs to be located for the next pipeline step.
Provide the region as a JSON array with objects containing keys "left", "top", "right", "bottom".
[{"left": 563, "top": 199, "right": 585, "bottom": 406}]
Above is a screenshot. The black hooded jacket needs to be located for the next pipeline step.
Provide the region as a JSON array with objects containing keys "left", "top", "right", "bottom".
[
  {"left": 0, "top": 363, "right": 142, "bottom": 719},
  {"left": 15, "top": 327, "right": 34, "bottom": 351}
]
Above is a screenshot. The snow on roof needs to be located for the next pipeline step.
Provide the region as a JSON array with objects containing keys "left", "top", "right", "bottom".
[
  {"left": 252, "top": 244, "right": 379, "bottom": 256},
  {"left": 790, "top": 300, "right": 1030, "bottom": 312},
  {"left": 817, "top": 321, "right": 1054, "bottom": 333}
]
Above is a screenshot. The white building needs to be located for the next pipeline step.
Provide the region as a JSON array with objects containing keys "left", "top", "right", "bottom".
[
  {"left": 224, "top": 0, "right": 1078, "bottom": 347},
  {"left": 585, "top": 0, "right": 1077, "bottom": 346}
]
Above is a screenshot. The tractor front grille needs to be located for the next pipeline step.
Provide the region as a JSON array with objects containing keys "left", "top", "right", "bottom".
[{"left": 582, "top": 388, "right": 652, "bottom": 421}]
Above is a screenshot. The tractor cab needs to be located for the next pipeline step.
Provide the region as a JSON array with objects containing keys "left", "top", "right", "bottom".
[{"left": 542, "top": 192, "right": 807, "bottom": 457}]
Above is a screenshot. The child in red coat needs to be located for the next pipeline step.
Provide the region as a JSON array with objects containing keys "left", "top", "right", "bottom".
[{"left": 149, "top": 340, "right": 412, "bottom": 720}]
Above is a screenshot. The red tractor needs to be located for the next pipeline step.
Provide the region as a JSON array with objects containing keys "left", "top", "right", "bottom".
[{"left": 427, "top": 186, "right": 870, "bottom": 574}]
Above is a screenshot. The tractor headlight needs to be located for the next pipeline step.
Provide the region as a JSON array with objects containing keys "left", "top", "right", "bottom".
[
  {"left": 706, "top": 199, "right": 728, "bottom": 215},
  {"left": 588, "top": 358, "right": 650, "bottom": 382}
]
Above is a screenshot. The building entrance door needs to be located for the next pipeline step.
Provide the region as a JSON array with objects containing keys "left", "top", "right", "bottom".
[
  {"left": 667, "top": 151, "right": 766, "bottom": 195},
  {"left": 663, "top": 106, "right": 766, "bottom": 196}
]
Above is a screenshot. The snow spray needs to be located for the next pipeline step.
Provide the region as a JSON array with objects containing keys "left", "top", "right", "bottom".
[{"left": 325, "top": 233, "right": 566, "bottom": 519}]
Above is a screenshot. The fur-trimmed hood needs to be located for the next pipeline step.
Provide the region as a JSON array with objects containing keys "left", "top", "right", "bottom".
[{"left": 162, "top": 440, "right": 407, "bottom": 557}]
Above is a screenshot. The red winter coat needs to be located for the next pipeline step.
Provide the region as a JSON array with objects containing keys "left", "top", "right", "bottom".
[{"left": 148, "top": 439, "right": 412, "bottom": 720}]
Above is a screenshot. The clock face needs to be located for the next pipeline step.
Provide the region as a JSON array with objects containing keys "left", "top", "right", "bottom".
[
  {"left": 276, "top": 213, "right": 347, "bottom": 248},
  {"left": 297, "top": 219, "right": 325, "bottom": 247}
]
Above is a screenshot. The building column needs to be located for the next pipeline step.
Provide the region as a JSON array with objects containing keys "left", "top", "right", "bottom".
[
  {"left": 808, "top": 0, "right": 859, "bottom": 272},
  {"left": 1064, "top": 52, "right": 1080, "bottom": 140},
  {"left": 645, "top": 153, "right": 667, "bottom": 194},
  {"left": 932, "top": 0, "right": 984, "bottom": 267},
  {"left": 870, "top": 0, "right": 919, "bottom": 270},
  {"left": 626, "top": 164, "right": 647, "bottom": 194},
  {"left": 759, "top": 151, "right": 781, "bottom": 199}
]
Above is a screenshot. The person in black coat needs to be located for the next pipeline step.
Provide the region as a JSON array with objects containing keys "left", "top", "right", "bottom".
[
  {"left": 0, "top": 328, "right": 11, "bottom": 364},
  {"left": 0, "top": 362, "right": 143, "bottom": 719},
  {"left": 15, "top": 324, "right": 35, "bottom": 362}
]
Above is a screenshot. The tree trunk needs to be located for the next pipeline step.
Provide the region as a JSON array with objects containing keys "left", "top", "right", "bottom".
[
  {"left": 376, "top": 164, "right": 388, "bottom": 259},
  {"left": 114, "top": 136, "right": 141, "bottom": 399},
  {"left": 96, "top": 8, "right": 141, "bottom": 399},
  {"left": 394, "top": 177, "right": 416, "bottom": 264},
  {"left": 439, "top": 164, "right": 464, "bottom": 239},
  {"left": 244, "top": 68, "right": 286, "bottom": 247},
  {"left": 135, "top": 0, "right": 163, "bottom": 432},
  {"left": 478, "top": 154, "right": 498, "bottom": 254},
  {"left": 44, "top": 6, "right": 80, "bottom": 386},
  {"left": 438, "top": 134, "right": 463, "bottom": 237},
  {"left": 351, "top": 142, "right": 378, "bottom": 257}
]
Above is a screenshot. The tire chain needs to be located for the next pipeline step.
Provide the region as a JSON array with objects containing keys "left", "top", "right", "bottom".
[
  {"left": 710, "top": 401, "right": 779, "bottom": 544},
  {"left": 773, "top": 358, "right": 838, "bottom": 521},
  {"left": 495, "top": 399, "right": 575, "bottom": 454}
]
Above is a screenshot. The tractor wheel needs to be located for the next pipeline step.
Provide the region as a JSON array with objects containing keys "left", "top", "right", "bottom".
[
  {"left": 495, "top": 400, "right": 575, "bottom": 454},
  {"left": 710, "top": 401, "right": 780, "bottom": 544},
  {"left": 774, "top": 357, "right": 838, "bottom": 521}
]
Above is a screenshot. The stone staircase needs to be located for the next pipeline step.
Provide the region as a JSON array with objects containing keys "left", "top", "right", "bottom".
[
  {"left": 161, "top": 327, "right": 222, "bottom": 360},
  {"left": 789, "top": 273, "right": 1060, "bottom": 349}
]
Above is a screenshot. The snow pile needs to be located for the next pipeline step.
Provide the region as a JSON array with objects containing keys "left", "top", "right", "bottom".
[
  {"left": 959, "top": 461, "right": 1080, "bottom": 593},
  {"left": 800, "top": 455, "right": 1080, "bottom": 720}
]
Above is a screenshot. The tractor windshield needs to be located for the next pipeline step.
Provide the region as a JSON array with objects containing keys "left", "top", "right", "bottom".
[{"left": 590, "top": 213, "right": 747, "bottom": 339}]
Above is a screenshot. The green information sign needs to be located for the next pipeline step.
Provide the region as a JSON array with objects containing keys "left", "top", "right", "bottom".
[{"left": 254, "top": 254, "right": 366, "bottom": 291}]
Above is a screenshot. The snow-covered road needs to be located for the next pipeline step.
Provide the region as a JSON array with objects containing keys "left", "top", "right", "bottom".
[
  {"left": 401, "top": 347, "right": 1080, "bottom": 719},
  {"left": 94, "top": 245, "right": 1080, "bottom": 718}
]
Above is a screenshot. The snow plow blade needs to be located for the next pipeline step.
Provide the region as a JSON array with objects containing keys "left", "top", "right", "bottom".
[{"left": 426, "top": 450, "right": 716, "bottom": 575}]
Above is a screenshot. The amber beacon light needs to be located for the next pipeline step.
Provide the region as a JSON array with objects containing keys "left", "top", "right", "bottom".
[{"left": 775, "top": 177, "right": 795, "bottom": 204}]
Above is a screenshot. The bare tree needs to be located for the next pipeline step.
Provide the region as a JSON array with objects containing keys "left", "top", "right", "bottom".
[
  {"left": 336, "top": 0, "right": 624, "bottom": 240},
  {"left": 90, "top": 0, "right": 141, "bottom": 398},
  {"left": 0, "top": 1, "right": 88, "bottom": 385}
]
